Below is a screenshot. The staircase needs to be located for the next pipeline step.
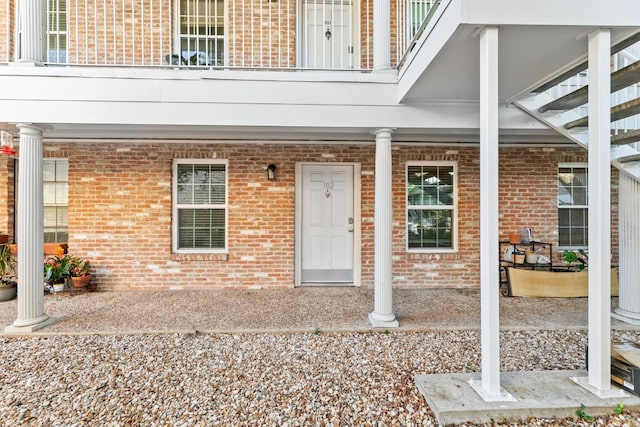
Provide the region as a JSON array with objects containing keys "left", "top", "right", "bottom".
[{"left": 514, "top": 32, "right": 640, "bottom": 180}]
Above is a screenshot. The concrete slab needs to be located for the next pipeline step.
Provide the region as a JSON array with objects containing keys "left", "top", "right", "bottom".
[{"left": 415, "top": 370, "right": 640, "bottom": 426}]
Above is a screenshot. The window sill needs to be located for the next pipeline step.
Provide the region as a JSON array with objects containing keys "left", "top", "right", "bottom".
[{"left": 171, "top": 253, "right": 228, "bottom": 262}]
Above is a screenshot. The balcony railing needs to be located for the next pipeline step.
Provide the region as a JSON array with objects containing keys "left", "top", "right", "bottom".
[{"left": 1, "top": 0, "right": 440, "bottom": 71}]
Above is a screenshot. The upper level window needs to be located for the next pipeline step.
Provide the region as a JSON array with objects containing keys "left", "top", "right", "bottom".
[
  {"left": 406, "top": 162, "right": 457, "bottom": 251},
  {"left": 47, "top": 0, "right": 68, "bottom": 63},
  {"left": 43, "top": 159, "right": 68, "bottom": 243},
  {"left": 173, "top": 160, "right": 227, "bottom": 252},
  {"left": 177, "top": 0, "right": 224, "bottom": 66},
  {"left": 558, "top": 164, "right": 588, "bottom": 249}
]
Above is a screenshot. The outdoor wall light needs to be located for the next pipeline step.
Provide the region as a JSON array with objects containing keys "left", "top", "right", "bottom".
[{"left": 267, "top": 164, "right": 277, "bottom": 181}]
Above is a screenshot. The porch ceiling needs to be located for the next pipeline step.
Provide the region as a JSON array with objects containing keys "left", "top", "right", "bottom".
[{"left": 398, "top": 0, "right": 640, "bottom": 104}]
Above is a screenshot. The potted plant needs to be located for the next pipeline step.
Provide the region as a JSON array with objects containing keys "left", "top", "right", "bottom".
[
  {"left": 562, "top": 249, "right": 588, "bottom": 272},
  {"left": 68, "top": 256, "right": 92, "bottom": 289},
  {"left": 0, "top": 244, "right": 17, "bottom": 301},
  {"left": 44, "top": 253, "right": 71, "bottom": 289}
]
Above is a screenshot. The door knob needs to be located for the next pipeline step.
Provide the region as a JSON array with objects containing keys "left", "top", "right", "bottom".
[{"left": 325, "top": 28, "right": 332, "bottom": 40}]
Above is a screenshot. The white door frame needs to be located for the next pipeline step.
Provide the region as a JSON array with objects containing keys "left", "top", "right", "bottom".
[{"left": 295, "top": 162, "right": 361, "bottom": 287}]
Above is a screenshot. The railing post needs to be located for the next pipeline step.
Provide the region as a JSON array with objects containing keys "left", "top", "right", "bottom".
[
  {"left": 16, "top": 0, "right": 47, "bottom": 64},
  {"left": 373, "top": 0, "right": 392, "bottom": 71}
]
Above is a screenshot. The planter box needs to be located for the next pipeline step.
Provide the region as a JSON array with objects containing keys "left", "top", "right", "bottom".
[
  {"left": 9, "top": 243, "right": 68, "bottom": 256},
  {"left": 507, "top": 267, "right": 619, "bottom": 297}
]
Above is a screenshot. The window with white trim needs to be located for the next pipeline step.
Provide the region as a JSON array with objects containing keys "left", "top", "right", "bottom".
[
  {"left": 173, "top": 160, "right": 227, "bottom": 252},
  {"left": 558, "top": 164, "right": 588, "bottom": 249},
  {"left": 47, "top": 0, "right": 68, "bottom": 63},
  {"left": 406, "top": 162, "right": 456, "bottom": 251},
  {"left": 43, "top": 159, "right": 68, "bottom": 243},
  {"left": 177, "top": 0, "right": 224, "bottom": 66}
]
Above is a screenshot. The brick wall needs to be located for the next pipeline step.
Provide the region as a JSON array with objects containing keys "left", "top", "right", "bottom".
[
  {"left": 0, "top": 0, "right": 14, "bottom": 63},
  {"left": 68, "top": 0, "right": 171, "bottom": 65},
  {"left": 40, "top": 141, "right": 618, "bottom": 291},
  {"left": 228, "top": 0, "right": 296, "bottom": 68}
]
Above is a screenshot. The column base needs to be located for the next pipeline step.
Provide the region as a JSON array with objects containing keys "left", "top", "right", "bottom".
[
  {"left": 4, "top": 316, "right": 58, "bottom": 334},
  {"left": 612, "top": 308, "right": 640, "bottom": 325},
  {"left": 468, "top": 379, "right": 516, "bottom": 402},
  {"left": 571, "top": 376, "right": 629, "bottom": 398},
  {"left": 368, "top": 312, "right": 399, "bottom": 328}
]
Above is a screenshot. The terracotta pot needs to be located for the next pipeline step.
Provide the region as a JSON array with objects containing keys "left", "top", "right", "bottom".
[
  {"left": 509, "top": 233, "right": 521, "bottom": 244},
  {"left": 70, "top": 275, "right": 91, "bottom": 289}
]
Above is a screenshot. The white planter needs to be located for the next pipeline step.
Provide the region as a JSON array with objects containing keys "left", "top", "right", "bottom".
[{"left": 0, "top": 283, "right": 17, "bottom": 301}]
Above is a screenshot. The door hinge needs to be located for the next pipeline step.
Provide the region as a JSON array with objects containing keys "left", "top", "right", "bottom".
[{"left": 348, "top": 46, "right": 354, "bottom": 54}]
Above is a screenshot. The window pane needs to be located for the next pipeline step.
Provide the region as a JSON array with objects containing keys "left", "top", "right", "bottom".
[
  {"left": 177, "top": 164, "right": 194, "bottom": 184},
  {"left": 558, "top": 166, "right": 588, "bottom": 247},
  {"left": 407, "top": 209, "right": 453, "bottom": 249},
  {"left": 178, "top": 208, "right": 225, "bottom": 249},
  {"left": 42, "top": 159, "right": 68, "bottom": 243},
  {"left": 572, "top": 187, "right": 587, "bottom": 206}
]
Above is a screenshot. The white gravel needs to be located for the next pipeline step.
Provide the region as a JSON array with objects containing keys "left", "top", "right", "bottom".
[
  {"left": 2, "top": 288, "right": 640, "bottom": 425},
  {"left": 2, "top": 329, "right": 640, "bottom": 426}
]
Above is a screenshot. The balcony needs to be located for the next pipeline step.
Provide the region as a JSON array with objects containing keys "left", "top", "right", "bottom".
[{"left": 0, "top": 0, "right": 440, "bottom": 71}]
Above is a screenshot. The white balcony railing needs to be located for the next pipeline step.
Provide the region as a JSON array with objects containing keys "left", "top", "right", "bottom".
[{"left": 2, "top": 0, "right": 440, "bottom": 71}]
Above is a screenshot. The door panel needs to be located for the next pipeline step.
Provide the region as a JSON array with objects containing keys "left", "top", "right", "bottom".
[
  {"left": 301, "top": 164, "right": 354, "bottom": 283},
  {"left": 302, "top": 0, "right": 354, "bottom": 69}
]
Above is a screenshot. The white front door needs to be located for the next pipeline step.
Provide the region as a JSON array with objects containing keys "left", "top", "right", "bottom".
[
  {"left": 300, "top": 164, "right": 354, "bottom": 284},
  {"left": 302, "top": 0, "right": 355, "bottom": 69}
]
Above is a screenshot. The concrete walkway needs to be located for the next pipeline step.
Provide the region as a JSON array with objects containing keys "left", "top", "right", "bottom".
[{"left": 0, "top": 287, "right": 638, "bottom": 335}]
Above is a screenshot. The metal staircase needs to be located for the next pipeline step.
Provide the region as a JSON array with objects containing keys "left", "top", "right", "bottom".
[{"left": 514, "top": 33, "right": 640, "bottom": 180}]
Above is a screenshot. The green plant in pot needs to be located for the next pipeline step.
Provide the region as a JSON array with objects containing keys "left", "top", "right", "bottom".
[
  {"left": 44, "top": 253, "right": 71, "bottom": 286},
  {"left": 562, "top": 249, "right": 588, "bottom": 272},
  {"left": 0, "top": 244, "right": 17, "bottom": 301}
]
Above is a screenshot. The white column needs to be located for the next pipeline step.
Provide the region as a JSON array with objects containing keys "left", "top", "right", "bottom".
[
  {"left": 613, "top": 172, "right": 640, "bottom": 323},
  {"left": 5, "top": 124, "right": 56, "bottom": 333},
  {"left": 587, "top": 28, "right": 612, "bottom": 393},
  {"left": 369, "top": 128, "right": 398, "bottom": 328},
  {"left": 469, "top": 27, "right": 513, "bottom": 403},
  {"left": 373, "top": 0, "right": 391, "bottom": 71},
  {"left": 17, "top": 0, "right": 47, "bottom": 63},
  {"left": 573, "top": 28, "right": 624, "bottom": 398}
]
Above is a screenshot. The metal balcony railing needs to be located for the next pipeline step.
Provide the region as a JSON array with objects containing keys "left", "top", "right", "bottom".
[{"left": 1, "top": 0, "right": 441, "bottom": 71}]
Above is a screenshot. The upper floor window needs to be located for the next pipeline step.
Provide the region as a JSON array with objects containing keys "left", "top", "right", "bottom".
[
  {"left": 43, "top": 159, "right": 68, "bottom": 243},
  {"left": 558, "top": 164, "right": 588, "bottom": 249},
  {"left": 173, "top": 160, "right": 227, "bottom": 252},
  {"left": 47, "top": 0, "right": 68, "bottom": 63},
  {"left": 406, "top": 162, "right": 457, "bottom": 251},
  {"left": 176, "top": 0, "right": 224, "bottom": 66}
]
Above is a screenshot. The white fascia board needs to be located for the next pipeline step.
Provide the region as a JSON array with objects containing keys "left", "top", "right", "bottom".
[
  {"left": 0, "top": 73, "right": 398, "bottom": 106},
  {"left": 0, "top": 99, "right": 546, "bottom": 133},
  {"left": 461, "top": 0, "right": 640, "bottom": 27}
]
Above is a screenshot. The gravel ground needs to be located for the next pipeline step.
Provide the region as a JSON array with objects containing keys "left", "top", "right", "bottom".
[
  {"left": 1, "top": 288, "right": 640, "bottom": 426},
  {"left": 2, "top": 330, "right": 640, "bottom": 426}
]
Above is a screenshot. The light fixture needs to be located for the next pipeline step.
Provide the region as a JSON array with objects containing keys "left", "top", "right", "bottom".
[
  {"left": 0, "top": 131, "right": 16, "bottom": 156},
  {"left": 267, "top": 164, "right": 277, "bottom": 181}
]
